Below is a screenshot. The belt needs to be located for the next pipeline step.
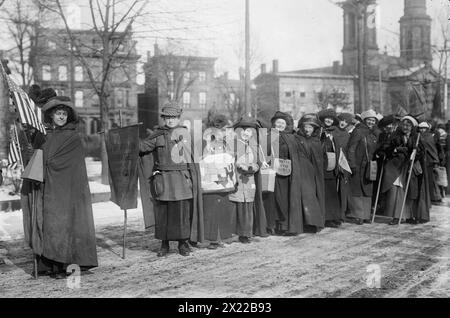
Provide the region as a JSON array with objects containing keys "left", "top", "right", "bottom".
[{"left": 155, "top": 163, "right": 189, "bottom": 171}]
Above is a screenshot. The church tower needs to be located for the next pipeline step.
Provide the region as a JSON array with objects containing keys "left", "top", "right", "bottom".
[
  {"left": 342, "top": 0, "right": 379, "bottom": 74},
  {"left": 399, "top": 0, "right": 432, "bottom": 67}
]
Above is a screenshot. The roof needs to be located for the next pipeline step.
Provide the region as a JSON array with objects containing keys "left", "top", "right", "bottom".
[{"left": 276, "top": 72, "right": 355, "bottom": 80}]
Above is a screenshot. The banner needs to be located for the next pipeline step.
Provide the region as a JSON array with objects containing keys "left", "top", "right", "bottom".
[{"left": 105, "top": 125, "right": 140, "bottom": 210}]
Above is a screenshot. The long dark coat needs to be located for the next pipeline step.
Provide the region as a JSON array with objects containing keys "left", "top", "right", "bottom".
[
  {"left": 138, "top": 125, "right": 204, "bottom": 243},
  {"left": 264, "top": 130, "right": 304, "bottom": 234},
  {"left": 421, "top": 132, "right": 442, "bottom": 202},
  {"left": 347, "top": 123, "right": 378, "bottom": 197},
  {"left": 322, "top": 126, "right": 351, "bottom": 220},
  {"left": 22, "top": 121, "right": 98, "bottom": 267},
  {"left": 381, "top": 130, "right": 431, "bottom": 221},
  {"left": 295, "top": 131, "right": 326, "bottom": 230}
]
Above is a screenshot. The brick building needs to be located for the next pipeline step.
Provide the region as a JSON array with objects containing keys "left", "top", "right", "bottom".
[
  {"left": 31, "top": 28, "right": 140, "bottom": 135},
  {"left": 254, "top": 60, "right": 355, "bottom": 123},
  {"left": 139, "top": 45, "right": 217, "bottom": 132}
]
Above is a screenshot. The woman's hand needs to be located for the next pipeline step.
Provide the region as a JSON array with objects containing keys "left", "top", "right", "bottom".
[{"left": 261, "top": 161, "right": 270, "bottom": 170}]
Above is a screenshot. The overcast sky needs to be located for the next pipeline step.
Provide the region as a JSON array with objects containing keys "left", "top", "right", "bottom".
[
  {"left": 2, "top": 0, "right": 449, "bottom": 82},
  {"left": 129, "top": 0, "right": 449, "bottom": 80}
]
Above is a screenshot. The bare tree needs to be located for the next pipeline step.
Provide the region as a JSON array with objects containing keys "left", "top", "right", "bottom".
[
  {"left": 1, "top": 0, "right": 53, "bottom": 89},
  {"left": 314, "top": 87, "right": 352, "bottom": 112},
  {"left": 37, "top": 0, "right": 148, "bottom": 184}
]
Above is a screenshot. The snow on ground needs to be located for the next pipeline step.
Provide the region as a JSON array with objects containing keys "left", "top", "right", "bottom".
[{"left": 0, "top": 200, "right": 144, "bottom": 242}]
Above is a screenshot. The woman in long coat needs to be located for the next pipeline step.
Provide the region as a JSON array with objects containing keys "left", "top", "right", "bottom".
[
  {"left": 419, "top": 122, "right": 442, "bottom": 203},
  {"left": 22, "top": 96, "right": 98, "bottom": 279},
  {"left": 228, "top": 116, "right": 268, "bottom": 243},
  {"left": 319, "top": 109, "right": 351, "bottom": 228},
  {"left": 139, "top": 104, "right": 204, "bottom": 257},
  {"left": 347, "top": 110, "right": 379, "bottom": 225},
  {"left": 263, "top": 111, "right": 303, "bottom": 235},
  {"left": 295, "top": 114, "right": 326, "bottom": 233},
  {"left": 200, "top": 114, "right": 235, "bottom": 249},
  {"left": 381, "top": 116, "right": 431, "bottom": 224}
]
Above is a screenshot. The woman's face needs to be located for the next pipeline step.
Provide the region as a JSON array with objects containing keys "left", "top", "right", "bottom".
[
  {"left": 419, "top": 127, "right": 428, "bottom": 134},
  {"left": 339, "top": 120, "right": 349, "bottom": 129},
  {"left": 303, "top": 124, "right": 315, "bottom": 137},
  {"left": 52, "top": 108, "right": 68, "bottom": 127},
  {"left": 274, "top": 119, "right": 287, "bottom": 132},
  {"left": 324, "top": 117, "right": 334, "bottom": 128},
  {"left": 163, "top": 116, "right": 181, "bottom": 128},
  {"left": 240, "top": 128, "right": 254, "bottom": 141},
  {"left": 402, "top": 120, "right": 413, "bottom": 135},
  {"left": 364, "top": 118, "right": 377, "bottom": 130}
]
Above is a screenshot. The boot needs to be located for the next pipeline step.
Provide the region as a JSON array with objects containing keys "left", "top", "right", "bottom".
[
  {"left": 157, "top": 240, "right": 170, "bottom": 257},
  {"left": 178, "top": 240, "right": 191, "bottom": 256}
]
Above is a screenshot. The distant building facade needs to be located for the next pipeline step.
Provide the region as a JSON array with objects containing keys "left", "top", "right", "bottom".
[
  {"left": 31, "top": 28, "right": 140, "bottom": 135},
  {"left": 140, "top": 45, "right": 241, "bottom": 133},
  {"left": 254, "top": 60, "right": 355, "bottom": 123},
  {"left": 255, "top": 0, "right": 444, "bottom": 120}
]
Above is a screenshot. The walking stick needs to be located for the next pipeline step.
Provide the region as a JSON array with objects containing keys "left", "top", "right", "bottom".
[
  {"left": 398, "top": 133, "right": 421, "bottom": 225},
  {"left": 371, "top": 158, "right": 385, "bottom": 224},
  {"left": 122, "top": 210, "right": 127, "bottom": 259}
]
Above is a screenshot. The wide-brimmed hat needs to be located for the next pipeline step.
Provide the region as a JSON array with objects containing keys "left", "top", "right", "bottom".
[
  {"left": 36, "top": 88, "right": 57, "bottom": 106},
  {"left": 401, "top": 114, "right": 419, "bottom": 127},
  {"left": 418, "top": 121, "right": 431, "bottom": 129},
  {"left": 337, "top": 112, "right": 355, "bottom": 123},
  {"left": 42, "top": 96, "right": 77, "bottom": 123},
  {"left": 378, "top": 115, "right": 396, "bottom": 128},
  {"left": 160, "top": 104, "right": 182, "bottom": 117},
  {"left": 298, "top": 113, "right": 321, "bottom": 129},
  {"left": 271, "top": 111, "right": 294, "bottom": 127},
  {"left": 233, "top": 115, "right": 261, "bottom": 130},
  {"left": 361, "top": 109, "right": 378, "bottom": 121},
  {"left": 318, "top": 109, "right": 338, "bottom": 126}
]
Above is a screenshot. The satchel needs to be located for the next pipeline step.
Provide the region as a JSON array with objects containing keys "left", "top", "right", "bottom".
[
  {"left": 149, "top": 171, "right": 164, "bottom": 199},
  {"left": 326, "top": 153, "right": 336, "bottom": 171},
  {"left": 273, "top": 158, "right": 292, "bottom": 176},
  {"left": 261, "top": 168, "right": 276, "bottom": 192},
  {"left": 22, "top": 149, "right": 43, "bottom": 183},
  {"left": 434, "top": 166, "right": 448, "bottom": 187},
  {"left": 364, "top": 138, "right": 378, "bottom": 181}
]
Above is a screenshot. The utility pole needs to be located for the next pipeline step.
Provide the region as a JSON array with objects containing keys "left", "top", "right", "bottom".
[{"left": 245, "top": 0, "right": 252, "bottom": 116}]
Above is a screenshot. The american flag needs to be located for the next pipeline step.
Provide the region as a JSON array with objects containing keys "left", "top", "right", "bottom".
[
  {"left": 0, "top": 62, "right": 46, "bottom": 134},
  {"left": 7, "top": 139, "right": 20, "bottom": 169}
]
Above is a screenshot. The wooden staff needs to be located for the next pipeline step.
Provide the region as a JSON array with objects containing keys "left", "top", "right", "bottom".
[
  {"left": 371, "top": 157, "right": 385, "bottom": 224},
  {"left": 398, "top": 133, "right": 421, "bottom": 225},
  {"left": 13, "top": 124, "right": 38, "bottom": 278},
  {"left": 119, "top": 109, "right": 128, "bottom": 260}
]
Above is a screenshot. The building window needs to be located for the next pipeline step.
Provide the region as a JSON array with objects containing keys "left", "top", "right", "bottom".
[
  {"left": 183, "top": 72, "right": 190, "bottom": 83},
  {"left": 90, "top": 118, "right": 99, "bottom": 135},
  {"left": 285, "top": 91, "right": 292, "bottom": 98},
  {"left": 168, "top": 91, "right": 174, "bottom": 101},
  {"left": 75, "top": 91, "right": 84, "bottom": 108},
  {"left": 75, "top": 66, "right": 83, "bottom": 81},
  {"left": 168, "top": 71, "right": 174, "bottom": 83},
  {"left": 91, "top": 94, "right": 100, "bottom": 107},
  {"left": 116, "top": 89, "right": 124, "bottom": 108},
  {"left": 58, "top": 65, "right": 68, "bottom": 81},
  {"left": 229, "top": 93, "right": 236, "bottom": 106},
  {"left": 126, "top": 90, "right": 130, "bottom": 107},
  {"left": 183, "top": 92, "right": 190, "bottom": 108},
  {"left": 300, "top": 92, "right": 306, "bottom": 98},
  {"left": 42, "top": 65, "right": 51, "bottom": 81},
  {"left": 48, "top": 41, "right": 56, "bottom": 50},
  {"left": 199, "top": 92, "right": 207, "bottom": 109},
  {"left": 199, "top": 71, "right": 206, "bottom": 82}
]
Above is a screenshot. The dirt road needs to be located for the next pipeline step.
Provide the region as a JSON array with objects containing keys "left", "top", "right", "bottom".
[{"left": 0, "top": 199, "right": 449, "bottom": 298}]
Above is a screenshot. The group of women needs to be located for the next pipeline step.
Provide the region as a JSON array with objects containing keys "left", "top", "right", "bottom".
[{"left": 19, "top": 93, "right": 445, "bottom": 278}]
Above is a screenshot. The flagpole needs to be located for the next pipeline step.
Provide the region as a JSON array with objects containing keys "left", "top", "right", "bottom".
[
  {"left": 371, "top": 158, "right": 384, "bottom": 224},
  {"left": 119, "top": 109, "right": 127, "bottom": 260}
]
